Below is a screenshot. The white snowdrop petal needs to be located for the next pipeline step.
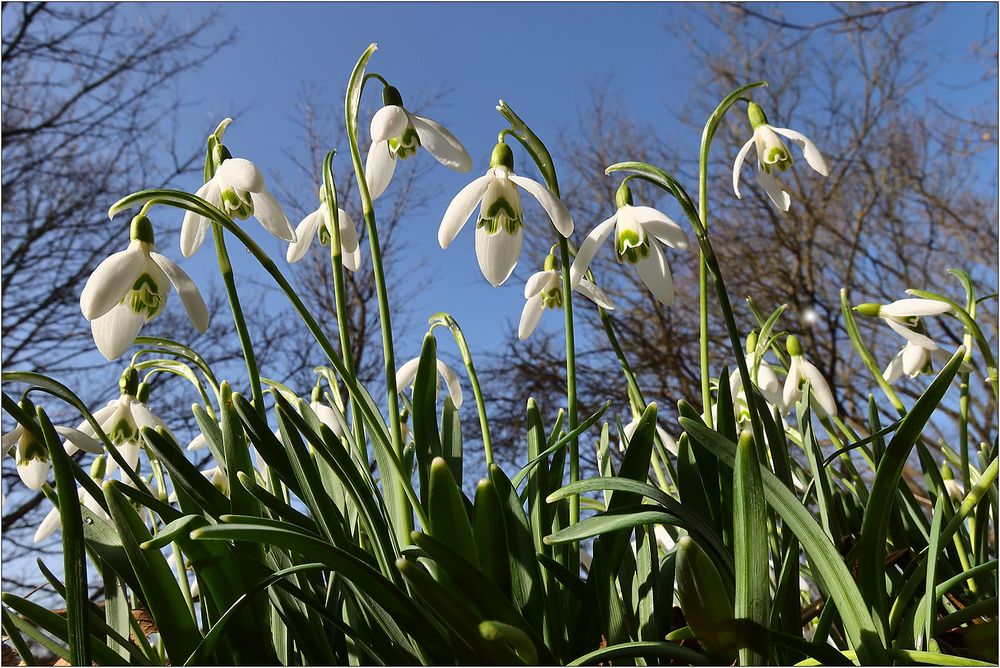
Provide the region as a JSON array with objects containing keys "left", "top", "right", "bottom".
[
  {"left": 370, "top": 106, "right": 410, "bottom": 144},
  {"left": 631, "top": 206, "right": 690, "bottom": 249},
  {"left": 181, "top": 180, "right": 221, "bottom": 257},
  {"left": 885, "top": 318, "right": 937, "bottom": 350},
  {"left": 756, "top": 363, "right": 785, "bottom": 406},
  {"left": 55, "top": 426, "right": 103, "bottom": 455},
  {"left": 800, "top": 359, "right": 836, "bottom": 415},
  {"left": 883, "top": 350, "right": 905, "bottom": 384},
  {"left": 395, "top": 358, "right": 421, "bottom": 393},
  {"left": 770, "top": 127, "right": 829, "bottom": 177},
  {"left": 518, "top": 296, "right": 545, "bottom": 340},
  {"left": 18, "top": 456, "right": 49, "bottom": 491},
  {"left": 756, "top": 168, "right": 791, "bottom": 211},
  {"left": 251, "top": 190, "right": 295, "bottom": 241},
  {"left": 902, "top": 342, "right": 929, "bottom": 377},
  {"left": 508, "top": 174, "right": 573, "bottom": 237},
  {"left": 635, "top": 242, "right": 675, "bottom": 306},
  {"left": 410, "top": 114, "right": 473, "bottom": 172},
  {"left": 524, "top": 271, "right": 554, "bottom": 299},
  {"left": 732, "top": 137, "right": 755, "bottom": 198},
  {"left": 782, "top": 358, "right": 801, "bottom": 413},
  {"left": 2, "top": 428, "right": 22, "bottom": 454},
  {"left": 475, "top": 225, "right": 523, "bottom": 287},
  {"left": 286, "top": 210, "right": 323, "bottom": 263},
  {"left": 217, "top": 158, "right": 264, "bottom": 193},
  {"left": 365, "top": 140, "right": 397, "bottom": 201},
  {"left": 438, "top": 173, "right": 493, "bottom": 248},
  {"left": 574, "top": 279, "right": 615, "bottom": 310},
  {"left": 881, "top": 298, "right": 952, "bottom": 318},
  {"left": 435, "top": 360, "right": 464, "bottom": 409},
  {"left": 91, "top": 305, "right": 146, "bottom": 360},
  {"left": 34, "top": 507, "right": 61, "bottom": 543},
  {"left": 150, "top": 253, "right": 209, "bottom": 332},
  {"left": 80, "top": 245, "right": 146, "bottom": 320},
  {"left": 187, "top": 432, "right": 207, "bottom": 451},
  {"left": 569, "top": 214, "right": 618, "bottom": 287}
]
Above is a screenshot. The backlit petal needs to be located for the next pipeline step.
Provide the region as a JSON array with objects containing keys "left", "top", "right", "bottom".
[
  {"left": 569, "top": 214, "right": 618, "bottom": 287},
  {"left": 508, "top": 174, "right": 573, "bottom": 237},
  {"left": 524, "top": 271, "right": 555, "bottom": 299},
  {"left": 800, "top": 359, "right": 836, "bottom": 415},
  {"left": 438, "top": 173, "right": 493, "bottom": 248},
  {"left": 635, "top": 241, "right": 675, "bottom": 306},
  {"left": 518, "top": 295, "right": 545, "bottom": 340},
  {"left": 34, "top": 507, "right": 61, "bottom": 543},
  {"left": 631, "top": 206, "right": 690, "bottom": 249},
  {"left": 575, "top": 279, "right": 615, "bottom": 310},
  {"left": 475, "top": 225, "right": 523, "bottom": 287},
  {"left": 365, "top": 140, "right": 396, "bottom": 201},
  {"left": 18, "top": 456, "right": 48, "bottom": 491},
  {"left": 770, "top": 127, "right": 829, "bottom": 177},
  {"left": 150, "top": 253, "right": 209, "bottom": 332},
  {"left": 435, "top": 360, "right": 464, "bottom": 409},
  {"left": 880, "top": 298, "right": 951, "bottom": 318},
  {"left": 395, "top": 358, "right": 420, "bottom": 393},
  {"left": 80, "top": 244, "right": 145, "bottom": 320},
  {"left": 370, "top": 105, "right": 409, "bottom": 143},
  {"left": 883, "top": 350, "right": 905, "bottom": 384},
  {"left": 217, "top": 158, "right": 264, "bottom": 193},
  {"left": 286, "top": 209, "right": 323, "bottom": 263},
  {"left": 55, "top": 426, "right": 103, "bottom": 455},
  {"left": 885, "top": 318, "right": 937, "bottom": 350},
  {"left": 410, "top": 114, "right": 473, "bottom": 172},
  {"left": 756, "top": 168, "right": 791, "bottom": 211},
  {"left": 91, "top": 305, "right": 146, "bottom": 360},
  {"left": 251, "top": 190, "right": 295, "bottom": 241},
  {"left": 181, "top": 180, "right": 220, "bottom": 257},
  {"left": 732, "top": 137, "right": 755, "bottom": 198}
]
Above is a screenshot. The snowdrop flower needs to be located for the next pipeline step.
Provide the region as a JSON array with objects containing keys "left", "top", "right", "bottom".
[
  {"left": 74, "top": 370, "right": 170, "bottom": 474},
  {"left": 732, "top": 102, "right": 828, "bottom": 211},
  {"left": 181, "top": 146, "right": 295, "bottom": 257},
  {"left": 728, "top": 331, "right": 785, "bottom": 411},
  {"left": 308, "top": 386, "right": 346, "bottom": 438},
  {"left": 366, "top": 86, "right": 472, "bottom": 200},
  {"left": 439, "top": 142, "right": 574, "bottom": 287},
  {"left": 2, "top": 400, "right": 103, "bottom": 490},
  {"left": 782, "top": 335, "right": 836, "bottom": 415},
  {"left": 570, "top": 183, "right": 688, "bottom": 306},
  {"left": 620, "top": 415, "right": 678, "bottom": 456},
  {"left": 80, "top": 216, "right": 209, "bottom": 361},
  {"left": 519, "top": 254, "right": 615, "bottom": 340},
  {"left": 396, "top": 355, "right": 463, "bottom": 409},
  {"left": 286, "top": 185, "right": 362, "bottom": 271},
  {"left": 855, "top": 298, "right": 953, "bottom": 384}
]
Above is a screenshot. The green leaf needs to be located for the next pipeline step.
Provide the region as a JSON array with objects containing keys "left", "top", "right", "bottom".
[
  {"left": 102, "top": 480, "right": 201, "bottom": 664},
  {"left": 428, "top": 457, "right": 478, "bottom": 566},
  {"left": 566, "top": 640, "right": 712, "bottom": 666},
  {"left": 858, "top": 346, "right": 965, "bottom": 628},
  {"left": 231, "top": 393, "right": 301, "bottom": 497},
  {"left": 734, "top": 431, "right": 770, "bottom": 665},
  {"left": 678, "top": 407, "right": 886, "bottom": 664},
  {"left": 441, "top": 395, "right": 463, "bottom": 483},
  {"left": 412, "top": 334, "right": 443, "bottom": 506},
  {"left": 36, "top": 407, "right": 90, "bottom": 667},
  {"left": 488, "top": 464, "right": 544, "bottom": 628},
  {"left": 675, "top": 536, "right": 736, "bottom": 662},
  {"left": 219, "top": 382, "right": 257, "bottom": 516},
  {"left": 140, "top": 425, "right": 229, "bottom": 518}
]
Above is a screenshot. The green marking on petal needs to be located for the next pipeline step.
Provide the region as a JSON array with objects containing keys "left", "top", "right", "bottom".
[
  {"left": 220, "top": 187, "right": 253, "bottom": 219},
  {"left": 17, "top": 435, "right": 48, "bottom": 464},
  {"left": 124, "top": 273, "right": 163, "bottom": 318},
  {"left": 477, "top": 196, "right": 523, "bottom": 236},
  {"left": 108, "top": 418, "right": 138, "bottom": 446},
  {"left": 542, "top": 288, "right": 563, "bottom": 310},
  {"left": 389, "top": 126, "right": 420, "bottom": 159},
  {"left": 615, "top": 227, "right": 650, "bottom": 264}
]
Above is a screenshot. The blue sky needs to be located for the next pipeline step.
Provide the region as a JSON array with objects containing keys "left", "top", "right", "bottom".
[{"left": 125, "top": 2, "right": 996, "bottom": 375}]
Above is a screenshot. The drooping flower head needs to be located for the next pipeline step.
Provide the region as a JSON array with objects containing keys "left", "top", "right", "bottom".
[
  {"left": 439, "top": 142, "right": 574, "bottom": 287},
  {"left": 2, "top": 398, "right": 102, "bottom": 491},
  {"left": 855, "top": 298, "right": 954, "bottom": 383},
  {"left": 80, "top": 215, "right": 209, "bottom": 360},
  {"left": 782, "top": 335, "right": 836, "bottom": 415},
  {"left": 73, "top": 368, "right": 171, "bottom": 474},
  {"left": 286, "top": 184, "right": 362, "bottom": 271},
  {"left": 396, "top": 355, "right": 464, "bottom": 409},
  {"left": 732, "top": 102, "right": 828, "bottom": 211},
  {"left": 181, "top": 121, "right": 295, "bottom": 257},
  {"left": 727, "top": 331, "right": 784, "bottom": 421},
  {"left": 569, "top": 182, "right": 689, "bottom": 306},
  {"left": 519, "top": 252, "right": 615, "bottom": 340},
  {"left": 366, "top": 86, "right": 473, "bottom": 200}
]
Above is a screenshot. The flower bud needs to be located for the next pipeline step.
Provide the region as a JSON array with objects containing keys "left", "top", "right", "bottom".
[
  {"left": 489, "top": 142, "right": 514, "bottom": 171},
  {"left": 853, "top": 303, "right": 882, "bottom": 317},
  {"left": 90, "top": 455, "right": 107, "bottom": 480},
  {"left": 786, "top": 335, "right": 802, "bottom": 357},
  {"left": 615, "top": 181, "right": 634, "bottom": 208},
  {"left": 129, "top": 215, "right": 155, "bottom": 244},
  {"left": 119, "top": 367, "right": 139, "bottom": 396},
  {"left": 747, "top": 102, "right": 769, "bottom": 129}
]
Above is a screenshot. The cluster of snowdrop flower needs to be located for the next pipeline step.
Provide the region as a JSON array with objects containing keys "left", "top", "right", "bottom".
[{"left": 854, "top": 298, "right": 955, "bottom": 383}]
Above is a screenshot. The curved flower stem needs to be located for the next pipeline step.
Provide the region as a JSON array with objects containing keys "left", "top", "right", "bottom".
[
  {"left": 345, "top": 45, "right": 411, "bottom": 541},
  {"left": 322, "top": 150, "right": 367, "bottom": 462},
  {"left": 494, "top": 102, "right": 581, "bottom": 531},
  {"left": 696, "top": 81, "right": 767, "bottom": 426},
  {"left": 429, "top": 312, "right": 493, "bottom": 465},
  {"left": 107, "top": 188, "right": 431, "bottom": 532}
]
